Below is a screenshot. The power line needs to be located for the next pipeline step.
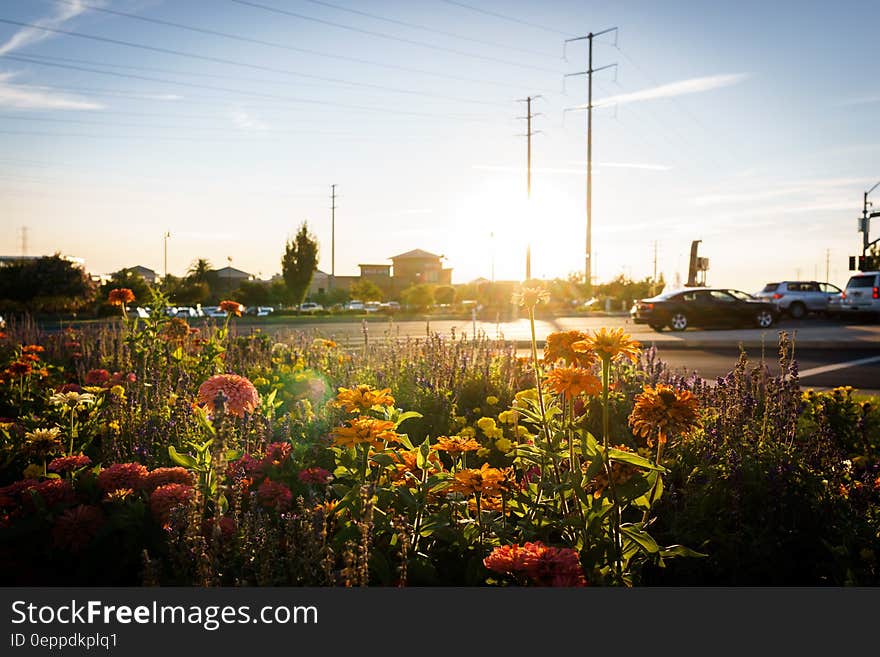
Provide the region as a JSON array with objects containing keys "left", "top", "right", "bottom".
[
  {"left": 46, "top": 0, "right": 551, "bottom": 93},
  {"left": 0, "top": 20, "right": 512, "bottom": 108},
  {"left": 299, "top": 0, "right": 561, "bottom": 59},
  {"left": 438, "top": 0, "right": 576, "bottom": 37},
  {"left": 229, "top": 0, "right": 561, "bottom": 74},
  {"left": 1, "top": 54, "right": 503, "bottom": 121}
]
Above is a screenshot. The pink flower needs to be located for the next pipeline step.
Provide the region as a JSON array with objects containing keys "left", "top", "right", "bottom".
[
  {"left": 52, "top": 505, "right": 104, "bottom": 552},
  {"left": 256, "top": 479, "right": 292, "bottom": 510},
  {"left": 298, "top": 467, "right": 332, "bottom": 485},
  {"left": 144, "top": 467, "right": 194, "bottom": 492},
  {"left": 0, "top": 479, "right": 40, "bottom": 508},
  {"left": 22, "top": 479, "right": 76, "bottom": 510},
  {"left": 48, "top": 454, "right": 92, "bottom": 474},
  {"left": 261, "top": 442, "right": 292, "bottom": 470},
  {"left": 202, "top": 515, "right": 237, "bottom": 541},
  {"left": 484, "top": 541, "right": 587, "bottom": 587},
  {"left": 150, "top": 483, "right": 194, "bottom": 524},
  {"left": 197, "top": 374, "right": 260, "bottom": 418},
  {"left": 97, "top": 462, "right": 148, "bottom": 492}
]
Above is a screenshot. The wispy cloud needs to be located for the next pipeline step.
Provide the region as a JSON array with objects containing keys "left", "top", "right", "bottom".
[
  {"left": 472, "top": 164, "right": 593, "bottom": 176},
  {"left": 837, "top": 94, "right": 880, "bottom": 107},
  {"left": 0, "top": 0, "right": 99, "bottom": 56},
  {"left": 0, "top": 72, "right": 103, "bottom": 110},
  {"left": 584, "top": 73, "right": 749, "bottom": 108},
  {"left": 592, "top": 161, "right": 671, "bottom": 171},
  {"left": 229, "top": 109, "right": 268, "bottom": 131}
]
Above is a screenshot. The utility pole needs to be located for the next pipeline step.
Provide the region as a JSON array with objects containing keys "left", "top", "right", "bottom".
[
  {"left": 564, "top": 28, "right": 618, "bottom": 296},
  {"left": 517, "top": 95, "right": 542, "bottom": 281},
  {"left": 330, "top": 184, "right": 337, "bottom": 290},
  {"left": 862, "top": 181, "right": 880, "bottom": 257},
  {"left": 19, "top": 225, "right": 28, "bottom": 257},
  {"left": 652, "top": 240, "right": 658, "bottom": 283},
  {"left": 163, "top": 231, "right": 171, "bottom": 281},
  {"left": 825, "top": 248, "right": 830, "bottom": 283}
]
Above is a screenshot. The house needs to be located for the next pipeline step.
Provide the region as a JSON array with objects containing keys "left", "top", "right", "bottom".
[
  {"left": 124, "top": 265, "right": 158, "bottom": 284},
  {"left": 390, "top": 249, "right": 452, "bottom": 286},
  {"left": 211, "top": 266, "right": 253, "bottom": 293}
]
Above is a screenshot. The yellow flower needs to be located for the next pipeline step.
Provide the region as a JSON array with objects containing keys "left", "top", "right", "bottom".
[
  {"left": 108, "top": 420, "right": 121, "bottom": 434},
  {"left": 432, "top": 435, "right": 481, "bottom": 454},
  {"left": 544, "top": 330, "right": 596, "bottom": 368},
  {"left": 486, "top": 396, "right": 499, "bottom": 406},
  {"left": 24, "top": 427, "right": 63, "bottom": 458},
  {"left": 497, "top": 410, "right": 517, "bottom": 425},
  {"left": 332, "top": 384, "right": 395, "bottom": 414},
  {"left": 494, "top": 438, "right": 513, "bottom": 453},
  {"left": 515, "top": 425, "right": 532, "bottom": 439},
  {"left": 628, "top": 384, "right": 701, "bottom": 446},
  {"left": 514, "top": 388, "right": 538, "bottom": 403},
  {"left": 460, "top": 426, "right": 476, "bottom": 438},
  {"left": 574, "top": 327, "right": 641, "bottom": 363},
  {"left": 476, "top": 417, "right": 497, "bottom": 434}
]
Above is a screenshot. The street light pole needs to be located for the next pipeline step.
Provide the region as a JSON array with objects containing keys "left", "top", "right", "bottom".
[{"left": 163, "top": 231, "right": 171, "bottom": 281}]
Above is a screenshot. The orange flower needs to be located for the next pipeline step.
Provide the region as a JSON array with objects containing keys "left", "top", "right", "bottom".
[
  {"left": 21, "top": 345, "right": 45, "bottom": 355},
  {"left": 574, "top": 327, "right": 641, "bottom": 363},
  {"left": 219, "top": 300, "right": 243, "bottom": 316},
  {"left": 628, "top": 384, "right": 700, "bottom": 446},
  {"left": 377, "top": 448, "right": 442, "bottom": 486},
  {"left": 543, "top": 367, "right": 601, "bottom": 399},
  {"left": 197, "top": 374, "right": 261, "bottom": 418},
  {"left": 511, "top": 283, "right": 550, "bottom": 309},
  {"left": 432, "top": 435, "right": 481, "bottom": 454},
  {"left": 107, "top": 288, "right": 135, "bottom": 307},
  {"left": 544, "top": 331, "right": 596, "bottom": 368},
  {"left": 332, "top": 384, "right": 395, "bottom": 414},
  {"left": 449, "top": 463, "right": 511, "bottom": 497},
  {"left": 584, "top": 446, "right": 640, "bottom": 498},
  {"left": 330, "top": 416, "right": 400, "bottom": 450}
]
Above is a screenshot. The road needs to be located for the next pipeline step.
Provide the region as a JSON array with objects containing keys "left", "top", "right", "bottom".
[{"left": 233, "top": 315, "right": 880, "bottom": 394}]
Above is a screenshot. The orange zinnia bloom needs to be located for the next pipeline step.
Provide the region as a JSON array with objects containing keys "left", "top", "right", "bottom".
[
  {"left": 107, "top": 288, "right": 135, "bottom": 307},
  {"left": 543, "top": 366, "right": 601, "bottom": 399},
  {"left": 330, "top": 416, "right": 400, "bottom": 450},
  {"left": 219, "top": 300, "right": 243, "bottom": 316},
  {"left": 332, "top": 384, "right": 395, "bottom": 414},
  {"left": 628, "top": 384, "right": 700, "bottom": 446},
  {"left": 432, "top": 435, "right": 481, "bottom": 454},
  {"left": 574, "top": 327, "right": 641, "bottom": 363},
  {"left": 197, "top": 373, "right": 261, "bottom": 418},
  {"left": 544, "top": 331, "right": 596, "bottom": 368},
  {"left": 449, "top": 463, "right": 511, "bottom": 497},
  {"left": 511, "top": 283, "right": 550, "bottom": 308}
]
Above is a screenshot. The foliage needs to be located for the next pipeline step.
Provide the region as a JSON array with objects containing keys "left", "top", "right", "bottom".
[
  {"left": 400, "top": 284, "right": 434, "bottom": 311},
  {"left": 0, "top": 254, "right": 96, "bottom": 314},
  {"left": 349, "top": 279, "right": 383, "bottom": 302},
  {"left": 281, "top": 222, "right": 319, "bottom": 308}
]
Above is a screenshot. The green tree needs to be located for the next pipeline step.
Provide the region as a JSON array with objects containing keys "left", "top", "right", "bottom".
[
  {"left": 281, "top": 222, "right": 319, "bottom": 309},
  {"left": 401, "top": 284, "right": 434, "bottom": 311},
  {"left": 234, "top": 280, "right": 271, "bottom": 307},
  {"left": 433, "top": 284, "right": 455, "bottom": 306},
  {"left": 0, "top": 254, "right": 96, "bottom": 313},
  {"left": 349, "top": 279, "right": 383, "bottom": 302}
]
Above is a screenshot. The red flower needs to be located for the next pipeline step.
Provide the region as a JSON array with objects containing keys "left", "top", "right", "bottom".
[
  {"left": 150, "top": 483, "right": 194, "bottom": 524},
  {"left": 22, "top": 479, "right": 76, "bottom": 510},
  {"left": 144, "top": 467, "right": 194, "bottom": 492},
  {"left": 261, "top": 442, "right": 292, "bottom": 470},
  {"left": 256, "top": 479, "right": 292, "bottom": 510},
  {"left": 107, "top": 288, "right": 135, "bottom": 307},
  {"left": 298, "top": 467, "right": 332, "bottom": 485},
  {"left": 84, "top": 369, "right": 111, "bottom": 386},
  {"left": 97, "top": 462, "right": 148, "bottom": 492},
  {"left": 52, "top": 505, "right": 104, "bottom": 552},
  {"left": 484, "top": 541, "right": 587, "bottom": 587},
  {"left": 58, "top": 383, "right": 82, "bottom": 394},
  {"left": 48, "top": 454, "right": 92, "bottom": 474},
  {"left": 0, "top": 479, "right": 40, "bottom": 509},
  {"left": 218, "top": 300, "right": 243, "bottom": 316},
  {"left": 202, "top": 515, "right": 237, "bottom": 541}
]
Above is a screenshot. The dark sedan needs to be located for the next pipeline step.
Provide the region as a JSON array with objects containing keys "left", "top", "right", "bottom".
[{"left": 631, "top": 288, "right": 779, "bottom": 331}]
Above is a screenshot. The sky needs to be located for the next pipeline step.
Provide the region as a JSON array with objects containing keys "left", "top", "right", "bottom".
[{"left": 0, "top": 0, "right": 877, "bottom": 294}]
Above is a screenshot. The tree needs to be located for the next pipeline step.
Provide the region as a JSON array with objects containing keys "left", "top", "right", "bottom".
[
  {"left": 433, "top": 284, "right": 455, "bottom": 306},
  {"left": 0, "top": 254, "right": 96, "bottom": 313},
  {"left": 187, "top": 258, "right": 212, "bottom": 283},
  {"left": 281, "top": 222, "right": 319, "bottom": 308},
  {"left": 234, "top": 280, "right": 270, "bottom": 307},
  {"left": 100, "top": 269, "right": 152, "bottom": 306},
  {"left": 401, "top": 284, "right": 434, "bottom": 311},
  {"left": 349, "top": 279, "right": 383, "bottom": 302}
]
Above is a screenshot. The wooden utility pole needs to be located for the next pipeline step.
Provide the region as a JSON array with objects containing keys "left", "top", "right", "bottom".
[{"left": 517, "top": 95, "right": 542, "bottom": 280}]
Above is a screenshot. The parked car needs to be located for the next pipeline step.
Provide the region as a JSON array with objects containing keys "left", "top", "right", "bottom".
[
  {"left": 246, "top": 306, "right": 274, "bottom": 317},
  {"left": 172, "top": 306, "right": 201, "bottom": 318},
  {"left": 364, "top": 301, "right": 382, "bottom": 313},
  {"left": 631, "top": 287, "right": 778, "bottom": 331},
  {"left": 379, "top": 301, "right": 401, "bottom": 313},
  {"left": 753, "top": 281, "right": 843, "bottom": 319},
  {"left": 837, "top": 271, "right": 880, "bottom": 319},
  {"left": 344, "top": 300, "right": 365, "bottom": 312},
  {"left": 299, "top": 302, "right": 324, "bottom": 314},
  {"left": 203, "top": 306, "right": 229, "bottom": 318}
]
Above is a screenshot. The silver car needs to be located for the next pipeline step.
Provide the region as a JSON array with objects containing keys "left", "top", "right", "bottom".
[
  {"left": 838, "top": 271, "right": 880, "bottom": 318},
  {"left": 754, "top": 281, "right": 843, "bottom": 319}
]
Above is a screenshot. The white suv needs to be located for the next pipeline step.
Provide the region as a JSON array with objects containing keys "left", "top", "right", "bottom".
[
  {"left": 839, "top": 271, "right": 880, "bottom": 318},
  {"left": 754, "top": 281, "right": 842, "bottom": 319}
]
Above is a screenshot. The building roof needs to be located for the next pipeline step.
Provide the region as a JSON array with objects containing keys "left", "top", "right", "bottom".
[
  {"left": 212, "top": 266, "right": 252, "bottom": 278},
  {"left": 390, "top": 249, "right": 443, "bottom": 260},
  {"left": 359, "top": 263, "right": 391, "bottom": 268},
  {"left": 126, "top": 265, "right": 157, "bottom": 275}
]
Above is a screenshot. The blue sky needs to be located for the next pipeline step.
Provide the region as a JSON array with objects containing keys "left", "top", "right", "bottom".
[{"left": 0, "top": 0, "right": 877, "bottom": 293}]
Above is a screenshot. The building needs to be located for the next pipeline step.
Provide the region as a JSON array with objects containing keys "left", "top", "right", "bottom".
[
  {"left": 211, "top": 266, "right": 253, "bottom": 293},
  {"left": 390, "top": 249, "right": 452, "bottom": 286},
  {"left": 124, "top": 265, "right": 158, "bottom": 284}
]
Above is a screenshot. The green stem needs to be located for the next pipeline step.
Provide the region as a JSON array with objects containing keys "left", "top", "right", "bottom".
[
  {"left": 641, "top": 436, "right": 666, "bottom": 526},
  {"left": 601, "top": 357, "right": 624, "bottom": 584}
]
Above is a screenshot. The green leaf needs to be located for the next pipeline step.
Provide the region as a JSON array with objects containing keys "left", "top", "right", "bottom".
[
  {"left": 416, "top": 438, "right": 431, "bottom": 469},
  {"left": 168, "top": 446, "right": 198, "bottom": 469},
  {"left": 226, "top": 449, "right": 243, "bottom": 462},
  {"left": 608, "top": 448, "right": 666, "bottom": 472},
  {"left": 170, "top": 346, "right": 184, "bottom": 361},
  {"left": 394, "top": 411, "right": 423, "bottom": 430},
  {"left": 621, "top": 524, "right": 660, "bottom": 554},
  {"left": 660, "top": 544, "right": 708, "bottom": 559},
  {"left": 395, "top": 433, "right": 414, "bottom": 451}
]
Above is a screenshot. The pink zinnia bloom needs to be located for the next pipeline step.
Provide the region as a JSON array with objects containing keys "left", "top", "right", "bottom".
[
  {"left": 23, "top": 479, "right": 76, "bottom": 510},
  {"left": 484, "top": 541, "right": 587, "bottom": 587},
  {"left": 52, "top": 504, "right": 104, "bottom": 552},
  {"left": 144, "top": 467, "right": 194, "bottom": 492},
  {"left": 150, "top": 483, "right": 194, "bottom": 524},
  {"left": 57, "top": 383, "right": 82, "bottom": 394},
  {"left": 202, "top": 515, "right": 237, "bottom": 541},
  {"left": 256, "top": 479, "right": 292, "bottom": 510},
  {"left": 48, "top": 454, "right": 92, "bottom": 474},
  {"left": 261, "top": 442, "right": 292, "bottom": 470},
  {"left": 298, "top": 467, "right": 332, "bottom": 485},
  {"left": 197, "top": 374, "right": 260, "bottom": 418},
  {"left": 0, "top": 479, "right": 40, "bottom": 508},
  {"left": 84, "top": 369, "right": 111, "bottom": 386},
  {"left": 97, "top": 462, "right": 148, "bottom": 492}
]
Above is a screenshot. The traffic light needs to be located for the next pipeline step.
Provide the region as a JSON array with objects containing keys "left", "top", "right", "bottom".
[{"left": 851, "top": 255, "right": 880, "bottom": 271}]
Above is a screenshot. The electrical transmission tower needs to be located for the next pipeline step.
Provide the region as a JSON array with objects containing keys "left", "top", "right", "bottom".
[
  {"left": 517, "top": 94, "right": 542, "bottom": 280},
  {"left": 564, "top": 27, "right": 618, "bottom": 296}
]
